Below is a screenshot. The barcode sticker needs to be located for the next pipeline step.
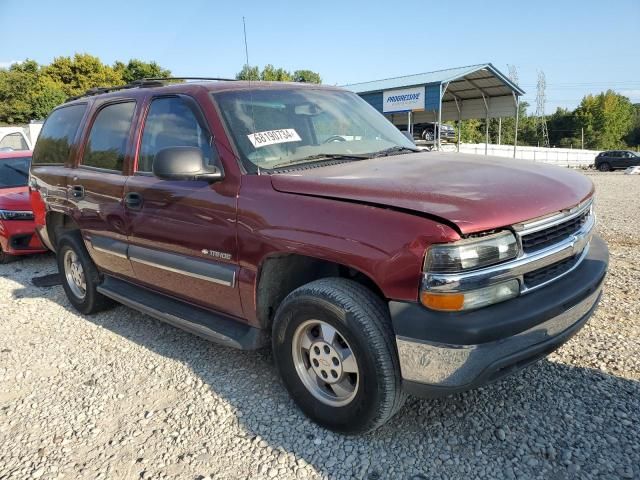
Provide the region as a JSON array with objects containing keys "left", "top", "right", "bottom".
[{"left": 247, "top": 129, "right": 302, "bottom": 148}]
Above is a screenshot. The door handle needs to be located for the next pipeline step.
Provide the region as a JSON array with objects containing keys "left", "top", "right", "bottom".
[
  {"left": 70, "top": 185, "right": 84, "bottom": 199},
  {"left": 124, "top": 192, "right": 143, "bottom": 209}
]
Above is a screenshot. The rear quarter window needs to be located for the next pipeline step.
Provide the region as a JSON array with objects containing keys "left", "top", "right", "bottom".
[{"left": 32, "top": 104, "right": 87, "bottom": 165}]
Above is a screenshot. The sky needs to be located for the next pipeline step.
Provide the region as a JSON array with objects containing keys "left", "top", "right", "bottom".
[{"left": 1, "top": 0, "right": 639, "bottom": 114}]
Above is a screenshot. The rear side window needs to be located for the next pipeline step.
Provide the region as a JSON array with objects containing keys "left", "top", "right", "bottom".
[
  {"left": 82, "top": 102, "right": 136, "bottom": 171},
  {"left": 137, "top": 96, "right": 215, "bottom": 172},
  {"left": 0, "top": 133, "right": 29, "bottom": 151},
  {"left": 32, "top": 104, "right": 86, "bottom": 165}
]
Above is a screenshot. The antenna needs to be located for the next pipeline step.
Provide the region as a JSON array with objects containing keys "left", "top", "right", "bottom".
[
  {"left": 535, "top": 70, "right": 550, "bottom": 148},
  {"left": 242, "top": 16, "right": 261, "bottom": 175},
  {"left": 243, "top": 17, "right": 250, "bottom": 68}
]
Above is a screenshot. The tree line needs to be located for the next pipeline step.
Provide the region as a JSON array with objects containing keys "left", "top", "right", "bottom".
[
  {"left": 1, "top": 55, "right": 636, "bottom": 150},
  {"left": 0, "top": 54, "right": 171, "bottom": 124},
  {"left": 459, "top": 91, "right": 639, "bottom": 151}
]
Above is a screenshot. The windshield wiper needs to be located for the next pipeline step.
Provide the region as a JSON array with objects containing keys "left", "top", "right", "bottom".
[
  {"left": 271, "top": 153, "right": 370, "bottom": 169},
  {"left": 370, "top": 146, "right": 421, "bottom": 158}
]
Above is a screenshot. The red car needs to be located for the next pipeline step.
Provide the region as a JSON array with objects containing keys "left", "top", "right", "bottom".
[{"left": 0, "top": 151, "right": 47, "bottom": 263}]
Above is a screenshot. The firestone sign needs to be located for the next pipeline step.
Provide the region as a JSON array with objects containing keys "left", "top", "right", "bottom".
[{"left": 382, "top": 86, "right": 425, "bottom": 113}]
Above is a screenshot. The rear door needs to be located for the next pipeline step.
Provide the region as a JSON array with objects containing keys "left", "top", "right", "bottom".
[
  {"left": 124, "top": 94, "right": 242, "bottom": 317},
  {"left": 609, "top": 151, "right": 624, "bottom": 169},
  {"left": 69, "top": 99, "right": 138, "bottom": 279}
]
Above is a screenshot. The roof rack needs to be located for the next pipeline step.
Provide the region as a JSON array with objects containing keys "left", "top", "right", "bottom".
[{"left": 65, "top": 77, "right": 237, "bottom": 102}]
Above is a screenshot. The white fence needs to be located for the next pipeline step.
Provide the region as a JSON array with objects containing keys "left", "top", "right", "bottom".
[{"left": 456, "top": 143, "right": 599, "bottom": 167}]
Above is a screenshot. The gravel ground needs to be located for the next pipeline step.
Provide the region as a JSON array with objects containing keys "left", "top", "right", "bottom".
[{"left": 1, "top": 172, "right": 639, "bottom": 480}]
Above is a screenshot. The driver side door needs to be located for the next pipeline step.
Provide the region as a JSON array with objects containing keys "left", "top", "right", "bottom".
[{"left": 124, "top": 94, "right": 243, "bottom": 317}]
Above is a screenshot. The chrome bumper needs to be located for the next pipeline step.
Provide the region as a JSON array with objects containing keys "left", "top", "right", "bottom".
[{"left": 396, "top": 285, "right": 602, "bottom": 388}]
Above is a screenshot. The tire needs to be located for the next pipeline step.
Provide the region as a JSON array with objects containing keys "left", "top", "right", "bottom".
[
  {"left": 0, "top": 246, "right": 17, "bottom": 264},
  {"left": 598, "top": 162, "right": 611, "bottom": 172},
  {"left": 272, "top": 278, "right": 406, "bottom": 434},
  {"left": 56, "top": 231, "right": 114, "bottom": 314}
]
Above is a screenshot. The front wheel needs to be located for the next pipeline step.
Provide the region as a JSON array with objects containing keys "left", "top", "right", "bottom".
[
  {"left": 0, "top": 246, "right": 17, "bottom": 264},
  {"left": 272, "top": 278, "right": 406, "bottom": 434}
]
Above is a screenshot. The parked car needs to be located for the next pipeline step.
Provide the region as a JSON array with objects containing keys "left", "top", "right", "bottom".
[
  {"left": 0, "top": 127, "right": 32, "bottom": 151},
  {"left": 0, "top": 151, "right": 47, "bottom": 263},
  {"left": 30, "top": 80, "right": 608, "bottom": 434},
  {"left": 395, "top": 122, "right": 456, "bottom": 142},
  {"left": 594, "top": 150, "right": 640, "bottom": 171}
]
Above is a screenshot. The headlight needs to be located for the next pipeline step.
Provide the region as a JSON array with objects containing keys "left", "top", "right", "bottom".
[
  {"left": 424, "top": 231, "right": 518, "bottom": 273},
  {"left": 421, "top": 231, "right": 520, "bottom": 311},
  {"left": 0, "top": 209, "right": 34, "bottom": 221}
]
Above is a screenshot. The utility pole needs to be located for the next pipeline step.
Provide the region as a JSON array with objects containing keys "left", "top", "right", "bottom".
[
  {"left": 581, "top": 127, "right": 584, "bottom": 150},
  {"left": 535, "top": 71, "right": 550, "bottom": 148}
]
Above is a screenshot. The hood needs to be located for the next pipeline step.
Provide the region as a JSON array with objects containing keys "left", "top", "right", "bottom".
[
  {"left": 269, "top": 152, "right": 594, "bottom": 234},
  {"left": 0, "top": 186, "right": 31, "bottom": 211}
]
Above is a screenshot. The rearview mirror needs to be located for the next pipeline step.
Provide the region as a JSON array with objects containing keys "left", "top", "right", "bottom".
[
  {"left": 152, "top": 147, "right": 223, "bottom": 182},
  {"left": 294, "top": 103, "right": 323, "bottom": 116}
]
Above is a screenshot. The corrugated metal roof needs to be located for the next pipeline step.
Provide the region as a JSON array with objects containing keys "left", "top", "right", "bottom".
[{"left": 343, "top": 63, "right": 525, "bottom": 97}]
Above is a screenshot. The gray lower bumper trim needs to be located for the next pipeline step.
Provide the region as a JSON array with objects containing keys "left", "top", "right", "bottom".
[{"left": 396, "top": 286, "right": 602, "bottom": 387}]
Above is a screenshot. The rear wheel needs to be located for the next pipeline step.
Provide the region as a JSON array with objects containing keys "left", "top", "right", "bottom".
[
  {"left": 56, "top": 231, "right": 114, "bottom": 314},
  {"left": 272, "top": 278, "right": 406, "bottom": 434},
  {"left": 598, "top": 162, "right": 611, "bottom": 172}
]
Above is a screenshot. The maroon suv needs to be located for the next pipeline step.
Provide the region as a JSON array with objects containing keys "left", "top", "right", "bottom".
[{"left": 30, "top": 80, "right": 608, "bottom": 433}]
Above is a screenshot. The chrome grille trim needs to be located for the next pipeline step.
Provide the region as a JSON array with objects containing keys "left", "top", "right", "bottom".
[
  {"left": 423, "top": 210, "right": 595, "bottom": 295},
  {"left": 514, "top": 198, "right": 593, "bottom": 236}
]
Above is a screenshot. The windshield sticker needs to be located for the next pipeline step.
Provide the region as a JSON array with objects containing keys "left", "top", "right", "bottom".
[{"left": 247, "top": 129, "right": 302, "bottom": 148}]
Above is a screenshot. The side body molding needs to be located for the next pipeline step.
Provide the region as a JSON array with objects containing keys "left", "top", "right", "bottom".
[{"left": 88, "top": 235, "right": 235, "bottom": 287}]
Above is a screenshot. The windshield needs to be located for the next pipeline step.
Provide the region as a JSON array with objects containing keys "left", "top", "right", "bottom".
[
  {"left": 212, "top": 88, "right": 415, "bottom": 172},
  {"left": 0, "top": 157, "right": 30, "bottom": 188}
]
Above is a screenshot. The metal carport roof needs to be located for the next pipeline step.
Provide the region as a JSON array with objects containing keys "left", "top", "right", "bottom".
[{"left": 343, "top": 63, "right": 526, "bottom": 155}]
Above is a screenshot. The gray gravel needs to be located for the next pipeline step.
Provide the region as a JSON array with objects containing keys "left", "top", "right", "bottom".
[{"left": 1, "top": 172, "right": 639, "bottom": 480}]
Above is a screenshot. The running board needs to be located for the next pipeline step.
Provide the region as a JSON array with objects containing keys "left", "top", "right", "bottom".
[{"left": 97, "top": 276, "right": 267, "bottom": 350}]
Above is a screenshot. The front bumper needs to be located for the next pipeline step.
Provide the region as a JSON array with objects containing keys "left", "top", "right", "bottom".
[
  {"left": 390, "top": 234, "right": 608, "bottom": 398},
  {"left": 0, "top": 220, "right": 47, "bottom": 255}
]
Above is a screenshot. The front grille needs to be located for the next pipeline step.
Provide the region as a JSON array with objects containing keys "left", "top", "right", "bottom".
[
  {"left": 523, "top": 255, "right": 580, "bottom": 289},
  {"left": 521, "top": 210, "right": 589, "bottom": 252}
]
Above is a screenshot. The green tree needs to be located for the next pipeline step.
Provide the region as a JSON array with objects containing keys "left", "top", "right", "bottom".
[
  {"left": 236, "top": 64, "right": 321, "bottom": 83},
  {"left": 260, "top": 64, "right": 292, "bottom": 82},
  {"left": 574, "top": 90, "right": 635, "bottom": 149},
  {"left": 293, "top": 69, "right": 321, "bottom": 84},
  {"left": 624, "top": 103, "right": 640, "bottom": 148},
  {"left": 0, "top": 60, "right": 66, "bottom": 124},
  {"left": 115, "top": 59, "right": 172, "bottom": 83},
  {"left": 235, "top": 64, "right": 260, "bottom": 81},
  {"left": 43, "top": 53, "right": 123, "bottom": 97},
  {"left": 0, "top": 53, "right": 172, "bottom": 124}
]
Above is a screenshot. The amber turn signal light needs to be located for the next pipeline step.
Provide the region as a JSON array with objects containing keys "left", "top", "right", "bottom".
[{"left": 420, "top": 292, "right": 465, "bottom": 311}]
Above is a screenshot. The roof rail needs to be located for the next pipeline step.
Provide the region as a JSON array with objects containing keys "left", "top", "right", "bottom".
[
  {"left": 64, "top": 77, "right": 236, "bottom": 102},
  {"left": 142, "top": 76, "right": 237, "bottom": 82}
]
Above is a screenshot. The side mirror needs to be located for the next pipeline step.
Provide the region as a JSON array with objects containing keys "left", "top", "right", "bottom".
[{"left": 152, "top": 147, "right": 223, "bottom": 182}]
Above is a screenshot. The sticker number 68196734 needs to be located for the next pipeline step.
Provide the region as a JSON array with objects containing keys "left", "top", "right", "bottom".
[{"left": 247, "top": 129, "right": 302, "bottom": 148}]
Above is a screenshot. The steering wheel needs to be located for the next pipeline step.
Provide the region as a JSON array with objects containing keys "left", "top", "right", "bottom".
[{"left": 323, "top": 135, "right": 347, "bottom": 144}]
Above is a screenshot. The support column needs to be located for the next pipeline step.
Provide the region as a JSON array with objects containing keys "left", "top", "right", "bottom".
[
  {"left": 453, "top": 95, "right": 461, "bottom": 152},
  {"left": 513, "top": 93, "right": 519, "bottom": 159},
  {"left": 482, "top": 93, "right": 489, "bottom": 155}
]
